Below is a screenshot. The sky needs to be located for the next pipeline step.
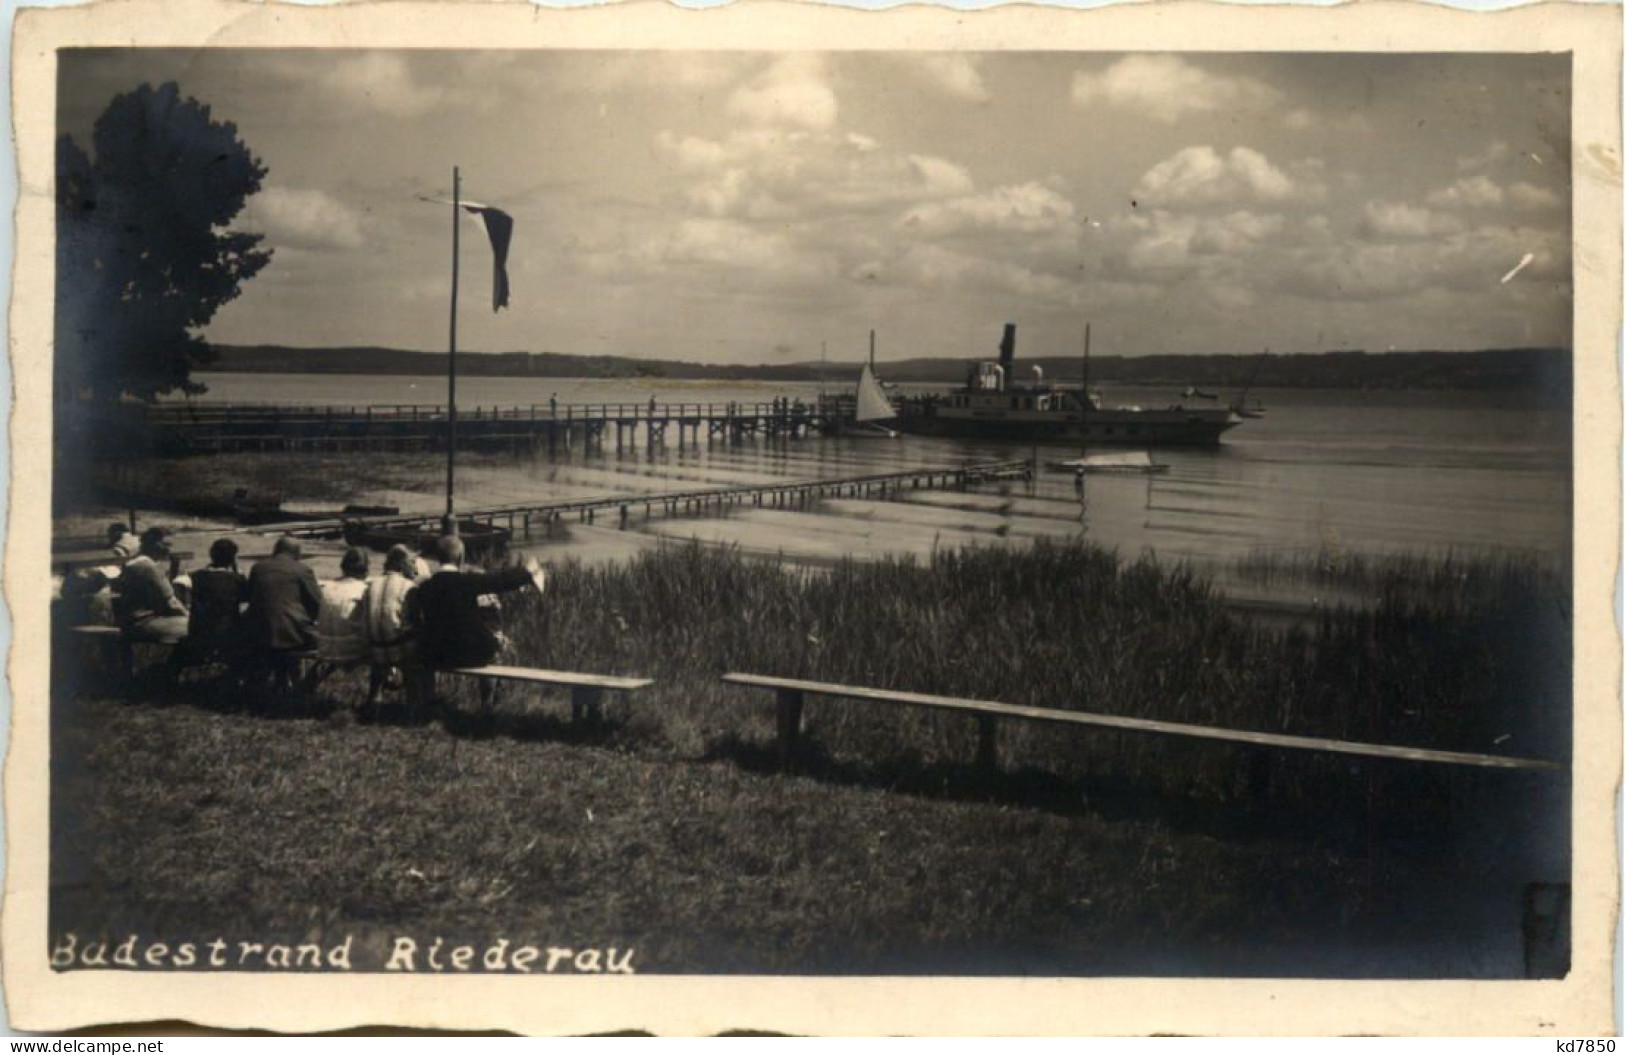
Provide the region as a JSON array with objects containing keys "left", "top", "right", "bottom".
[{"left": 58, "top": 49, "right": 1572, "bottom": 365}]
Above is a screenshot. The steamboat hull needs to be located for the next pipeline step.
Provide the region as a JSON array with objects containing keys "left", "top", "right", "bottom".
[{"left": 893, "top": 408, "right": 1240, "bottom": 447}]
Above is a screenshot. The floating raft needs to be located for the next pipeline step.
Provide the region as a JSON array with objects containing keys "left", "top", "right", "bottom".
[{"left": 1047, "top": 452, "right": 1170, "bottom": 475}]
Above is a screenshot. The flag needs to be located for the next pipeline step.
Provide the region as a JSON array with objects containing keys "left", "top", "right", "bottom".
[
  {"left": 461, "top": 204, "right": 514, "bottom": 312},
  {"left": 419, "top": 194, "right": 515, "bottom": 312}
]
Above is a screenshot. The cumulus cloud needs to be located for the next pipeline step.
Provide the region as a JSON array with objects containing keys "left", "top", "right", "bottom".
[
  {"left": 1118, "top": 209, "right": 1284, "bottom": 276},
  {"left": 855, "top": 243, "right": 1076, "bottom": 304},
  {"left": 1302, "top": 214, "right": 1335, "bottom": 243},
  {"left": 1281, "top": 224, "right": 1569, "bottom": 302},
  {"left": 576, "top": 217, "right": 832, "bottom": 285},
  {"left": 1134, "top": 146, "right": 1303, "bottom": 207},
  {"left": 900, "top": 182, "right": 1077, "bottom": 237},
  {"left": 1359, "top": 201, "right": 1465, "bottom": 240},
  {"left": 1507, "top": 181, "right": 1562, "bottom": 210},
  {"left": 630, "top": 117, "right": 1097, "bottom": 308},
  {"left": 241, "top": 186, "right": 367, "bottom": 251},
  {"left": 1070, "top": 56, "right": 1279, "bottom": 123},
  {"left": 727, "top": 54, "right": 838, "bottom": 130},
  {"left": 320, "top": 54, "right": 444, "bottom": 119},
  {"left": 1189, "top": 210, "right": 1286, "bottom": 253},
  {"left": 1457, "top": 140, "right": 1511, "bottom": 172},
  {"left": 909, "top": 55, "right": 990, "bottom": 102},
  {"left": 662, "top": 218, "right": 800, "bottom": 270},
  {"left": 1426, "top": 175, "right": 1504, "bottom": 210},
  {"left": 655, "top": 128, "right": 972, "bottom": 218},
  {"left": 579, "top": 53, "right": 747, "bottom": 93}
]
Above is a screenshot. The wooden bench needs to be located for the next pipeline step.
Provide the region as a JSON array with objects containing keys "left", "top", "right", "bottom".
[
  {"left": 66, "top": 623, "right": 123, "bottom": 658},
  {"left": 720, "top": 672, "right": 1564, "bottom": 773},
  {"left": 67, "top": 626, "right": 320, "bottom": 685},
  {"left": 441, "top": 665, "right": 653, "bottom": 724},
  {"left": 68, "top": 625, "right": 123, "bottom": 638},
  {"left": 66, "top": 625, "right": 136, "bottom": 676},
  {"left": 63, "top": 631, "right": 649, "bottom": 725}
]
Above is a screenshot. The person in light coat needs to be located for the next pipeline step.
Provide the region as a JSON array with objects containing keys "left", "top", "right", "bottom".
[
  {"left": 362, "top": 544, "right": 425, "bottom": 714},
  {"left": 316, "top": 547, "right": 371, "bottom": 666}
]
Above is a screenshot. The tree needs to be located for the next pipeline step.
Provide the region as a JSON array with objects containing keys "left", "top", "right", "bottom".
[{"left": 56, "top": 82, "right": 272, "bottom": 403}]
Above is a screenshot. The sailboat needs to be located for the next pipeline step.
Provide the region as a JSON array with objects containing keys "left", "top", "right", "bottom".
[
  {"left": 346, "top": 167, "right": 514, "bottom": 557},
  {"left": 846, "top": 329, "right": 899, "bottom": 438}
]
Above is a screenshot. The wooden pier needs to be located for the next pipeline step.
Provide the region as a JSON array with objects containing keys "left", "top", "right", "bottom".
[
  {"left": 274, "top": 459, "right": 1034, "bottom": 543},
  {"left": 134, "top": 398, "right": 856, "bottom": 455}
]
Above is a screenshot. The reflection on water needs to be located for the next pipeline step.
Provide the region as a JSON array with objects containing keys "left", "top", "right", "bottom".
[{"left": 190, "top": 374, "right": 1571, "bottom": 570}]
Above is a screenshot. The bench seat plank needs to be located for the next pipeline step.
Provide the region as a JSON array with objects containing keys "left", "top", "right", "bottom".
[
  {"left": 448, "top": 665, "right": 652, "bottom": 691},
  {"left": 54, "top": 550, "right": 193, "bottom": 573},
  {"left": 721, "top": 672, "right": 1560, "bottom": 772}
]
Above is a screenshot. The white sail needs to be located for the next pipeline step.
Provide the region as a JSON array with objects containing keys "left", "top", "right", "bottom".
[{"left": 855, "top": 363, "right": 895, "bottom": 422}]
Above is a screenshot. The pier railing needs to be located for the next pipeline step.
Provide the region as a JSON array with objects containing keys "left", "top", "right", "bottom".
[
  {"left": 118, "top": 397, "right": 862, "bottom": 454},
  {"left": 138, "top": 400, "right": 842, "bottom": 424}
]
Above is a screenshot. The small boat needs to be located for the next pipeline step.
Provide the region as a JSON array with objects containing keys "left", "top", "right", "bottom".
[
  {"left": 1047, "top": 451, "right": 1170, "bottom": 475},
  {"left": 1181, "top": 386, "right": 1219, "bottom": 400},
  {"left": 838, "top": 330, "right": 900, "bottom": 438},
  {"left": 231, "top": 488, "right": 287, "bottom": 525},
  {"left": 343, "top": 518, "right": 510, "bottom": 559},
  {"left": 848, "top": 361, "right": 899, "bottom": 438}
]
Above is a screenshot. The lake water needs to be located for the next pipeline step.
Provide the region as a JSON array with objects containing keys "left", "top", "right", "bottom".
[{"left": 182, "top": 373, "right": 1573, "bottom": 571}]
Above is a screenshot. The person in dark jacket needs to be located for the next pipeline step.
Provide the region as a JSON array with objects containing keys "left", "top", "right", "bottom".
[
  {"left": 414, "top": 535, "right": 544, "bottom": 671},
  {"left": 241, "top": 537, "right": 323, "bottom": 700},
  {"left": 187, "top": 537, "right": 249, "bottom": 656},
  {"left": 244, "top": 537, "right": 322, "bottom": 653}
]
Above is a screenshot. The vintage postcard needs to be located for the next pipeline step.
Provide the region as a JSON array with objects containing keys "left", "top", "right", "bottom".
[{"left": 4, "top": 0, "right": 1620, "bottom": 1036}]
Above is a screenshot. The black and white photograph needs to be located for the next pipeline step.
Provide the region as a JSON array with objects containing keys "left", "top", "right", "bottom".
[{"left": 8, "top": 0, "right": 1621, "bottom": 1035}]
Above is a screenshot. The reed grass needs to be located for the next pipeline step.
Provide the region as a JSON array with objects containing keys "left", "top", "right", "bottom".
[{"left": 492, "top": 539, "right": 1569, "bottom": 823}]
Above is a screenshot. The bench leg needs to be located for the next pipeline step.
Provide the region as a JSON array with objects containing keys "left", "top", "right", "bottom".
[
  {"left": 976, "top": 714, "right": 998, "bottom": 772},
  {"left": 300, "top": 660, "right": 334, "bottom": 694},
  {"left": 117, "top": 641, "right": 136, "bottom": 687},
  {"left": 571, "top": 685, "right": 604, "bottom": 726},
  {"left": 775, "top": 688, "right": 803, "bottom": 765}
]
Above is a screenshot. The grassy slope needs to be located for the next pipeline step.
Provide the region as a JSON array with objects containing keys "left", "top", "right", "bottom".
[{"left": 52, "top": 693, "right": 1533, "bottom": 978}]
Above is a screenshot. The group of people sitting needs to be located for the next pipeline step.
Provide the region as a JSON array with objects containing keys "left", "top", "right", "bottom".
[{"left": 60, "top": 523, "right": 546, "bottom": 711}]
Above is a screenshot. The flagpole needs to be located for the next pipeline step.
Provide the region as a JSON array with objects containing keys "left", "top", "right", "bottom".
[
  {"left": 1078, "top": 322, "right": 1091, "bottom": 520},
  {"left": 1080, "top": 321, "right": 1091, "bottom": 459},
  {"left": 445, "top": 166, "right": 461, "bottom": 536}
]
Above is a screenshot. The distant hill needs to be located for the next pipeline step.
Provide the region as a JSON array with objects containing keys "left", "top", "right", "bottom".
[
  {"left": 208, "top": 344, "right": 1572, "bottom": 395},
  {"left": 210, "top": 345, "right": 830, "bottom": 382}
]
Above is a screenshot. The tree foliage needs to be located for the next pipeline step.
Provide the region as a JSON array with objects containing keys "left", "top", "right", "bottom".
[{"left": 56, "top": 82, "right": 272, "bottom": 403}]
